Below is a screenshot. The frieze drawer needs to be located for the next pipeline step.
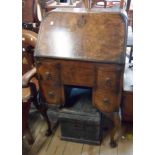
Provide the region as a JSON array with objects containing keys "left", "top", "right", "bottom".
[{"left": 61, "top": 62, "right": 95, "bottom": 87}]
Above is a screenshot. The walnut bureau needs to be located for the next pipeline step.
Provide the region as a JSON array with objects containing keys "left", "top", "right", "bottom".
[{"left": 35, "top": 8, "right": 127, "bottom": 147}]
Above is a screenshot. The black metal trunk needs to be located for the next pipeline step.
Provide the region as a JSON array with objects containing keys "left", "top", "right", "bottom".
[{"left": 59, "top": 87, "right": 103, "bottom": 145}]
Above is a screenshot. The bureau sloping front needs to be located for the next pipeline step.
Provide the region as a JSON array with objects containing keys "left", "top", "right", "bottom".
[
  {"left": 35, "top": 8, "right": 127, "bottom": 64},
  {"left": 35, "top": 8, "right": 127, "bottom": 113}
]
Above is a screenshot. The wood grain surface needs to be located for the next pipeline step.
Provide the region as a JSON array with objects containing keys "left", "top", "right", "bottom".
[{"left": 35, "top": 8, "right": 127, "bottom": 64}]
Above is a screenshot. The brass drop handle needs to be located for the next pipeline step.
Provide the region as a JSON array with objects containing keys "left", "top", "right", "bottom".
[
  {"left": 48, "top": 91, "right": 54, "bottom": 97},
  {"left": 105, "top": 77, "right": 112, "bottom": 87},
  {"left": 103, "top": 98, "right": 110, "bottom": 105},
  {"left": 45, "top": 72, "right": 52, "bottom": 80}
]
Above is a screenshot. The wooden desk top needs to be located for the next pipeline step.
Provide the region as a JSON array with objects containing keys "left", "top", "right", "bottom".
[{"left": 35, "top": 8, "right": 127, "bottom": 64}]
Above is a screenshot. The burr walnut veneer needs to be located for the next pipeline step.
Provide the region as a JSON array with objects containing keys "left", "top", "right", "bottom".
[
  {"left": 35, "top": 8, "right": 127, "bottom": 146},
  {"left": 35, "top": 8, "right": 127, "bottom": 111}
]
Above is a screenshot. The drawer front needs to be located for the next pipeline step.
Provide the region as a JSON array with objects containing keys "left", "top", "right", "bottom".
[
  {"left": 61, "top": 61, "right": 95, "bottom": 87},
  {"left": 93, "top": 90, "right": 121, "bottom": 112},
  {"left": 97, "top": 66, "right": 122, "bottom": 91},
  {"left": 97, "top": 71, "right": 117, "bottom": 90},
  {"left": 37, "top": 61, "right": 60, "bottom": 86},
  {"left": 40, "top": 85, "right": 62, "bottom": 104},
  {"left": 36, "top": 60, "right": 62, "bottom": 104}
]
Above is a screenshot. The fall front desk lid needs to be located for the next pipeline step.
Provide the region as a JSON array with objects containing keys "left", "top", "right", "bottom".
[{"left": 35, "top": 8, "right": 127, "bottom": 64}]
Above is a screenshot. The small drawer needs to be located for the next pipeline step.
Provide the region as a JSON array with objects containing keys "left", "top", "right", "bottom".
[
  {"left": 37, "top": 61, "right": 60, "bottom": 86},
  {"left": 93, "top": 90, "right": 120, "bottom": 112},
  {"left": 40, "top": 84, "right": 62, "bottom": 105},
  {"left": 97, "top": 71, "right": 117, "bottom": 90},
  {"left": 97, "top": 66, "right": 122, "bottom": 92},
  {"left": 61, "top": 61, "right": 95, "bottom": 87}
]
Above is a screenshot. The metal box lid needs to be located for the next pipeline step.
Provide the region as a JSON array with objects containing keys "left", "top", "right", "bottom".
[{"left": 35, "top": 8, "right": 127, "bottom": 64}]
